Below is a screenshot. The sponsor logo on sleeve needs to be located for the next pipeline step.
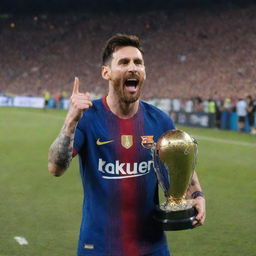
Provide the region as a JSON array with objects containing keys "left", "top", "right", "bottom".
[{"left": 84, "top": 244, "right": 94, "bottom": 250}]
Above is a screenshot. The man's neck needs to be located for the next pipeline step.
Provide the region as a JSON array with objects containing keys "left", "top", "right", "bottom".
[{"left": 106, "top": 94, "right": 139, "bottom": 119}]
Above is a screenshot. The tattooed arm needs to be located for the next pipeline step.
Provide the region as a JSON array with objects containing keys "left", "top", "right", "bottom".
[
  {"left": 48, "top": 123, "right": 76, "bottom": 176},
  {"left": 187, "top": 171, "right": 206, "bottom": 227},
  {"left": 186, "top": 171, "right": 203, "bottom": 197},
  {"left": 48, "top": 77, "right": 92, "bottom": 177}
]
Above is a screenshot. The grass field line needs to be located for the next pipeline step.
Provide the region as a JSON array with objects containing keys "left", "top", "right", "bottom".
[{"left": 193, "top": 134, "right": 256, "bottom": 147}]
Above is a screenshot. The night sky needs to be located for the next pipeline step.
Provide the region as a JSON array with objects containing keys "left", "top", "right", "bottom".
[{"left": 0, "top": 0, "right": 254, "bottom": 13}]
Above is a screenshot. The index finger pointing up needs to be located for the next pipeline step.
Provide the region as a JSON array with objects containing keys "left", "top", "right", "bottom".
[{"left": 72, "top": 77, "right": 80, "bottom": 95}]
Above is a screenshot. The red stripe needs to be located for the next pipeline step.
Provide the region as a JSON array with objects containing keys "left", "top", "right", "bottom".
[
  {"left": 119, "top": 118, "right": 140, "bottom": 256},
  {"left": 72, "top": 148, "right": 78, "bottom": 157},
  {"left": 102, "top": 95, "right": 109, "bottom": 110}
]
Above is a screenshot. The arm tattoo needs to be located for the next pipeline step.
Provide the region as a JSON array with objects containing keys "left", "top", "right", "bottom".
[
  {"left": 187, "top": 172, "right": 202, "bottom": 197},
  {"left": 190, "top": 179, "right": 198, "bottom": 187},
  {"left": 190, "top": 172, "right": 200, "bottom": 187},
  {"left": 48, "top": 124, "right": 75, "bottom": 170}
]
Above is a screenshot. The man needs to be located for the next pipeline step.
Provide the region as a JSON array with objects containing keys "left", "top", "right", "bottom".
[
  {"left": 43, "top": 90, "right": 51, "bottom": 109},
  {"left": 246, "top": 95, "right": 256, "bottom": 135},
  {"left": 48, "top": 34, "right": 206, "bottom": 256},
  {"left": 236, "top": 97, "right": 247, "bottom": 132}
]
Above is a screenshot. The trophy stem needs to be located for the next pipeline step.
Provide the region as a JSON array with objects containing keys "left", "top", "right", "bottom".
[
  {"left": 166, "top": 195, "right": 185, "bottom": 205},
  {"left": 162, "top": 195, "right": 192, "bottom": 212}
]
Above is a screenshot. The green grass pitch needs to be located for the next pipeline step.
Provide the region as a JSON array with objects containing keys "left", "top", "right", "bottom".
[{"left": 0, "top": 107, "right": 255, "bottom": 256}]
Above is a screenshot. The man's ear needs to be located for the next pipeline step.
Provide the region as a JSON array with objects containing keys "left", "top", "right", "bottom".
[{"left": 101, "top": 65, "right": 111, "bottom": 80}]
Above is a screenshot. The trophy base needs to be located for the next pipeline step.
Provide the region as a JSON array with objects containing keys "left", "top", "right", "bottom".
[{"left": 153, "top": 205, "right": 197, "bottom": 231}]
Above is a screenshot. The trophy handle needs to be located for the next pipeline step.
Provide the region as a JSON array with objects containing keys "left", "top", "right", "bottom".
[
  {"left": 191, "top": 137, "right": 198, "bottom": 173},
  {"left": 151, "top": 145, "right": 170, "bottom": 194}
]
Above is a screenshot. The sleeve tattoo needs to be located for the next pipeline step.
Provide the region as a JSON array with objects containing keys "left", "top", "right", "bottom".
[{"left": 48, "top": 124, "right": 75, "bottom": 170}]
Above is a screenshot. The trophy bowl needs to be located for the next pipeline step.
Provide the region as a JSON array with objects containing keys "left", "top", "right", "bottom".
[{"left": 152, "top": 129, "right": 198, "bottom": 231}]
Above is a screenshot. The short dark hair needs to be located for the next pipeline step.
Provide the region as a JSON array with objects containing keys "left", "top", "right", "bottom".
[{"left": 102, "top": 34, "right": 144, "bottom": 65}]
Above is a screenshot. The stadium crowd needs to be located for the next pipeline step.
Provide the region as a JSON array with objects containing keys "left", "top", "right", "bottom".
[
  {"left": 0, "top": 3, "right": 256, "bottom": 133},
  {"left": 169, "top": 95, "right": 256, "bottom": 134}
]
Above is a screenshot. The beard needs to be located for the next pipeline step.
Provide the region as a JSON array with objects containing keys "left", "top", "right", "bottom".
[{"left": 111, "top": 74, "right": 144, "bottom": 104}]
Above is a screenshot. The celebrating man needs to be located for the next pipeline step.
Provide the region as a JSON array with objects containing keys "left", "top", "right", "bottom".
[{"left": 48, "top": 34, "right": 206, "bottom": 256}]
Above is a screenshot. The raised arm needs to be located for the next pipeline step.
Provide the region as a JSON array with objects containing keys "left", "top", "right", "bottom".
[
  {"left": 187, "top": 171, "right": 206, "bottom": 227},
  {"left": 48, "top": 77, "right": 92, "bottom": 176}
]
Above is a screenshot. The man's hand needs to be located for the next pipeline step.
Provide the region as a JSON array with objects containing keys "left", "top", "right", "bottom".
[
  {"left": 188, "top": 196, "right": 206, "bottom": 228},
  {"left": 66, "top": 77, "right": 93, "bottom": 123},
  {"left": 48, "top": 77, "right": 93, "bottom": 177}
]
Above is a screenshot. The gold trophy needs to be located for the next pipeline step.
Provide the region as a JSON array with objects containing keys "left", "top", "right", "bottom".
[{"left": 152, "top": 129, "right": 198, "bottom": 230}]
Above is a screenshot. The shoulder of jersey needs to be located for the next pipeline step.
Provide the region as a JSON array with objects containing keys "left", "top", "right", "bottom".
[
  {"left": 79, "top": 98, "right": 103, "bottom": 120},
  {"left": 86, "top": 99, "right": 102, "bottom": 112},
  {"left": 141, "top": 100, "right": 170, "bottom": 118}
]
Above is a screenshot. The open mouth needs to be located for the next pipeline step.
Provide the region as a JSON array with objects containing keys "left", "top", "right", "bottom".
[
  {"left": 124, "top": 78, "right": 139, "bottom": 93},
  {"left": 125, "top": 78, "right": 139, "bottom": 86}
]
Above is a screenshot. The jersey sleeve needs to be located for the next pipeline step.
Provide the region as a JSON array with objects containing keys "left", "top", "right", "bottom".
[
  {"left": 168, "top": 116, "right": 175, "bottom": 130},
  {"left": 162, "top": 111, "right": 175, "bottom": 132},
  {"left": 73, "top": 121, "right": 85, "bottom": 154}
]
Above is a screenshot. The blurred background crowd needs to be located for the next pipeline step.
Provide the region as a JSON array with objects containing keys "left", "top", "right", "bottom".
[{"left": 0, "top": 0, "right": 255, "bottom": 133}]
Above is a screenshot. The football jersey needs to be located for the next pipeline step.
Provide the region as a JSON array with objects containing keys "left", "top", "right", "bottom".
[{"left": 74, "top": 96, "right": 175, "bottom": 256}]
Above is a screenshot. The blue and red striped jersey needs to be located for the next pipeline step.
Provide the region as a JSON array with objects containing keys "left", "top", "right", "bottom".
[{"left": 74, "top": 97, "right": 175, "bottom": 256}]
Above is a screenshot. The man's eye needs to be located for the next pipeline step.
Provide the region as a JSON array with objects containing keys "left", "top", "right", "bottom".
[
  {"left": 119, "top": 60, "right": 129, "bottom": 65},
  {"left": 134, "top": 60, "right": 143, "bottom": 65}
]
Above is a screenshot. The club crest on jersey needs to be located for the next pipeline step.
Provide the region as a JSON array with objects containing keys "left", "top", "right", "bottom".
[
  {"left": 141, "top": 136, "right": 154, "bottom": 149},
  {"left": 121, "top": 135, "right": 133, "bottom": 149}
]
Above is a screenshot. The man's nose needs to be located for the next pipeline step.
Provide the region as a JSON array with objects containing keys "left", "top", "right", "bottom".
[{"left": 128, "top": 62, "right": 137, "bottom": 72}]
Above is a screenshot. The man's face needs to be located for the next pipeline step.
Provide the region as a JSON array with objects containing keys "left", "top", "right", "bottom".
[{"left": 105, "top": 46, "right": 146, "bottom": 104}]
